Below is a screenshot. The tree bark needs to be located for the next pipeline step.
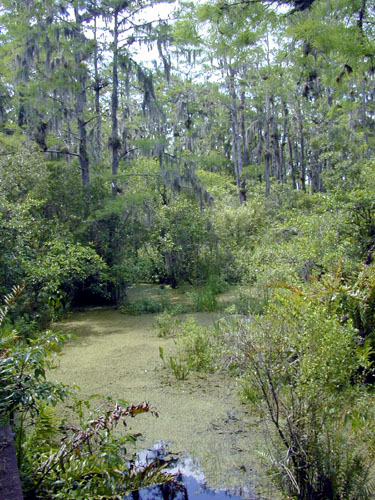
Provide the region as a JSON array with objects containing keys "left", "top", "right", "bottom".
[
  {"left": 264, "top": 93, "right": 271, "bottom": 198},
  {"left": 111, "top": 9, "right": 121, "bottom": 197},
  {"left": 226, "top": 63, "right": 245, "bottom": 204},
  {"left": 94, "top": 7, "right": 102, "bottom": 162},
  {"left": 362, "top": 79, "right": 369, "bottom": 152},
  {"left": 296, "top": 100, "right": 306, "bottom": 191},
  {"left": 288, "top": 136, "right": 297, "bottom": 190},
  {"left": 241, "top": 89, "right": 250, "bottom": 167},
  {"left": 271, "top": 97, "right": 282, "bottom": 182},
  {"left": 72, "top": 7, "right": 90, "bottom": 196},
  {"left": 357, "top": 0, "right": 367, "bottom": 35},
  {"left": 280, "top": 101, "right": 289, "bottom": 184}
]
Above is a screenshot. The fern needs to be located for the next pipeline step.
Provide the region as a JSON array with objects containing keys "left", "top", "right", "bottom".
[{"left": 0, "top": 283, "right": 25, "bottom": 326}]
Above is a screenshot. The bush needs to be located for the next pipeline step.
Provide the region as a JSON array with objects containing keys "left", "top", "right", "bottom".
[
  {"left": 220, "top": 292, "right": 375, "bottom": 500},
  {"left": 25, "top": 238, "right": 110, "bottom": 319},
  {"left": 153, "top": 311, "right": 180, "bottom": 337},
  {"left": 175, "top": 318, "right": 218, "bottom": 372}
]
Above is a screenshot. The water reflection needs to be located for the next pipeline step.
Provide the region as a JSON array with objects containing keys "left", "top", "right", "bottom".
[{"left": 129, "top": 442, "right": 260, "bottom": 500}]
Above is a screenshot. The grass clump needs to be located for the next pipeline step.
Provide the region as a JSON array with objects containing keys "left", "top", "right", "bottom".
[
  {"left": 158, "top": 346, "right": 189, "bottom": 380},
  {"left": 153, "top": 311, "right": 180, "bottom": 337},
  {"left": 189, "top": 286, "right": 217, "bottom": 312},
  {"left": 120, "top": 297, "right": 166, "bottom": 315},
  {"left": 175, "top": 317, "right": 219, "bottom": 373}
]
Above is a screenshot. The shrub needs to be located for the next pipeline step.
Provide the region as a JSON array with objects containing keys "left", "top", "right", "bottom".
[
  {"left": 153, "top": 311, "right": 180, "bottom": 337},
  {"left": 175, "top": 318, "right": 218, "bottom": 372},
  {"left": 25, "top": 238, "right": 110, "bottom": 318},
  {"left": 220, "top": 292, "right": 375, "bottom": 500}
]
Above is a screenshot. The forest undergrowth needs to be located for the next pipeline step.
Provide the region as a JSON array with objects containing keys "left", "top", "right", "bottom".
[{"left": 2, "top": 0, "right": 375, "bottom": 498}]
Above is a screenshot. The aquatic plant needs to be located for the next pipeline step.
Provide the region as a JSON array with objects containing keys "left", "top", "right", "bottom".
[
  {"left": 168, "top": 354, "right": 190, "bottom": 380},
  {"left": 153, "top": 311, "right": 180, "bottom": 337}
]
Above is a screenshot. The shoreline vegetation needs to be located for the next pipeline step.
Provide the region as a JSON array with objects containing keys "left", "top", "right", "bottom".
[
  {"left": 53, "top": 303, "right": 278, "bottom": 499},
  {"left": 2, "top": 0, "right": 375, "bottom": 498}
]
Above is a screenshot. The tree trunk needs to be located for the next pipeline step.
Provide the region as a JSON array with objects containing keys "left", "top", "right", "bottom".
[
  {"left": 241, "top": 89, "right": 250, "bottom": 167},
  {"left": 271, "top": 98, "right": 282, "bottom": 182},
  {"left": 362, "top": 79, "right": 369, "bottom": 152},
  {"left": 94, "top": 8, "right": 102, "bottom": 162},
  {"left": 264, "top": 93, "right": 271, "bottom": 198},
  {"left": 280, "top": 101, "right": 289, "bottom": 184},
  {"left": 357, "top": 0, "right": 367, "bottom": 35},
  {"left": 296, "top": 100, "right": 306, "bottom": 191},
  {"left": 226, "top": 63, "right": 245, "bottom": 204},
  {"left": 75, "top": 63, "right": 89, "bottom": 189},
  {"left": 74, "top": 7, "right": 90, "bottom": 193},
  {"left": 111, "top": 9, "right": 121, "bottom": 197},
  {"left": 76, "top": 68, "right": 89, "bottom": 189},
  {"left": 288, "top": 135, "right": 297, "bottom": 190}
]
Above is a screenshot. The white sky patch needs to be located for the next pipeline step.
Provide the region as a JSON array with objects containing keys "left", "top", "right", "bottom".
[{"left": 85, "top": 1, "right": 178, "bottom": 68}]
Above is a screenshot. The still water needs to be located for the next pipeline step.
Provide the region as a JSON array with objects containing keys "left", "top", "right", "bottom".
[
  {"left": 54, "top": 304, "right": 278, "bottom": 500},
  {"left": 130, "top": 441, "right": 261, "bottom": 500}
]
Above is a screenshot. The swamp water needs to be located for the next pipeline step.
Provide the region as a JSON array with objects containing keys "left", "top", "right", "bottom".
[{"left": 53, "top": 304, "right": 279, "bottom": 500}]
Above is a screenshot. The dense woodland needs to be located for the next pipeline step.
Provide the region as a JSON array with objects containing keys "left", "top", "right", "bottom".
[{"left": 2, "top": 0, "right": 375, "bottom": 498}]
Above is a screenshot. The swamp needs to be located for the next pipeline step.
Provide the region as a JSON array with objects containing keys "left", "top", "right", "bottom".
[
  {"left": 2, "top": 0, "right": 375, "bottom": 498},
  {"left": 53, "top": 287, "right": 278, "bottom": 499}
]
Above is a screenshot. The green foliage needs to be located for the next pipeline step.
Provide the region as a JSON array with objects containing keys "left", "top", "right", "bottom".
[
  {"left": 23, "top": 400, "right": 170, "bottom": 499},
  {"left": 168, "top": 354, "right": 190, "bottom": 380},
  {"left": 121, "top": 296, "right": 167, "bottom": 315},
  {"left": 0, "top": 288, "right": 172, "bottom": 498},
  {"left": 0, "top": 329, "right": 70, "bottom": 426},
  {"left": 227, "top": 288, "right": 269, "bottom": 315},
  {"left": 189, "top": 276, "right": 228, "bottom": 312},
  {"left": 175, "top": 318, "right": 218, "bottom": 372},
  {"left": 26, "top": 238, "right": 110, "bottom": 316},
  {"left": 211, "top": 197, "right": 268, "bottom": 283},
  {"left": 2, "top": 1, "right": 375, "bottom": 497},
  {"left": 221, "top": 292, "right": 375, "bottom": 499},
  {"left": 153, "top": 311, "right": 180, "bottom": 337},
  {"left": 150, "top": 197, "right": 213, "bottom": 287},
  {"left": 189, "top": 286, "right": 217, "bottom": 312},
  {"left": 289, "top": 261, "right": 375, "bottom": 356},
  {"left": 222, "top": 186, "right": 361, "bottom": 289},
  {"left": 159, "top": 340, "right": 190, "bottom": 379}
]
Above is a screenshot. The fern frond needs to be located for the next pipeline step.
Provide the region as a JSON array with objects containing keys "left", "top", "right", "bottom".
[{"left": 0, "top": 283, "right": 25, "bottom": 326}]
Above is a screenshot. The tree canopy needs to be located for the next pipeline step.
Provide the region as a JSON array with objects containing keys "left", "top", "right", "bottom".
[{"left": 2, "top": 0, "right": 375, "bottom": 498}]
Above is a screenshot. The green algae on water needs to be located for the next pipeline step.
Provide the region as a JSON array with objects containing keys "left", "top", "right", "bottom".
[{"left": 52, "top": 305, "right": 279, "bottom": 499}]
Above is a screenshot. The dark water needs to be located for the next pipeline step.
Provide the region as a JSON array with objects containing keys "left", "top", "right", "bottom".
[{"left": 128, "top": 442, "right": 261, "bottom": 500}]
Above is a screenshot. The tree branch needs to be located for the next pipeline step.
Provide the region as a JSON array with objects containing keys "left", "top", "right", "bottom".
[{"left": 43, "top": 150, "right": 80, "bottom": 157}]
